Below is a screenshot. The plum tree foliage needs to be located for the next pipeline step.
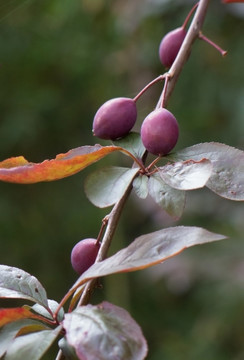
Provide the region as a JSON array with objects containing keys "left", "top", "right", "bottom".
[{"left": 0, "top": 1, "right": 243, "bottom": 359}]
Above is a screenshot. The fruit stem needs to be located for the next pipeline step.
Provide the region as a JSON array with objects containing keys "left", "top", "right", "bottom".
[
  {"left": 198, "top": 32, "right": 227, "bottom": 56},
  {"left": 119, "top": 148, "right": 147, "bottom": 172},
  {"left": 146, "top": 156, "right": 162, "bottom": 172},
  {"left": 133, "top": 74, "right": 165, "bottom": 103},
  {"left": 182, "top": 2, "right": 199, "bottom": 30},
  {"left": 159, "top": 73, "right": 171, "bottom": 109}
]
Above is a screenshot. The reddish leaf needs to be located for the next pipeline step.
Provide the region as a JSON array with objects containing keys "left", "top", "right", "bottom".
[
  {"left": 0, "top": 308, "right": 41, "bottom": 328},
  {"left": 0, "top": 145, "right": 121, "bottom": 184}
]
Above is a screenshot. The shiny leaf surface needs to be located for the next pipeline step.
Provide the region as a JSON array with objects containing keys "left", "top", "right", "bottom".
[
  {"left": 159, "top": 158, "right": 212, "bottom": 190},
  {"left": 172, "top": 142, "right": 244, "bottom": 200}
]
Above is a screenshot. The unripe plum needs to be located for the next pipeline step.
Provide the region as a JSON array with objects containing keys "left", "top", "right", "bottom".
[
  {"left": 71, "top": 238, "right": 100, "bottom": 275},
  {"left": 92, "top": 97, "right": 137, "bottom": 140},
  {"left": 141, "top": 108, "right": 179, "bottom": 156},
  {"left": 159, "top": 27, "right": 187, "bottom": 68}
]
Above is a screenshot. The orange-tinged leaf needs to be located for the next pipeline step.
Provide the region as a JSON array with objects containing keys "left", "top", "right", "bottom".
[
  {"left": 0, "top": 308, "right": 41, "bottom": 328},
  {"left": 0, "top": 145, "right": 121, "bottom": 184}
]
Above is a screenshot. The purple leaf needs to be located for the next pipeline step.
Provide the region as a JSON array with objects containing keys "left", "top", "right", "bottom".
[
  {"left": 71, "top": 226, "right": 226, "bottom": 292},
  {"left": 63, "top": 302, "right": 148, "bottom": 360},
  {"left": 159, "top": 158, "right": 212, "bottom": 190},
  {"left": 173, "top": 142, "right": 244, "bottom": 200}
]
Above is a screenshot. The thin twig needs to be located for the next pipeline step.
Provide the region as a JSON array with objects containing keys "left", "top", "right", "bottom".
[{"left": 77, "top": 181, "right": 134, "bottom": 306}]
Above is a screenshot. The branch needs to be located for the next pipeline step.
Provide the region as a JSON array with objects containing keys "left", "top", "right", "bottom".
[
  {"left": 77, "top": 181, "right": 133, "bottom": 306},
  {"left": 159, "top": 0, "right": 210, "bottom": 108}
]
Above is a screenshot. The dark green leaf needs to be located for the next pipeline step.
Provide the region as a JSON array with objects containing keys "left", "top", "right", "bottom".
[
  {"left": 133, "top": 175, "right": 149, "bottom": 199},
  {"left": 4, "top": 325, "right": 62, "bottom": 360},
  {"left": 0, "top": 265, "right": 48, "bottom": 309},
  {"left": 85, "top": 167, "right": 139, "bottom": 208},
  {"left": 148, "top": 173, "right": 185, "bottom": 218},
  {"left": 113, "top": 132, "right": 146, "bottom": 160},
  {"left": 159, "top": 158, "right": 212, "bottom": 190},
  {"left": 63, "top": 302, "right": 148, "bottom": 360},
  {"left": 71, "top": 227, "right": 226, "bottom": 292},
  {"left": 172, "top": 142, "right": 244, "bottom": 200}
]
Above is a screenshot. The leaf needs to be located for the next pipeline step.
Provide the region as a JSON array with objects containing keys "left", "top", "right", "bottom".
[
  {"left": 172, "top": 142, "right": 244, "bottom": 200},
  {"left": 0, "top": 320, "right": 46, "bottom": 358},
  {"left": 16, "top": 322, "right": 50, "bottom": 336},
  {"left": 85, "top": 167, "right": 139, "bottom": 208},
  {"left": 148, "top": 173, "right": 185, "bottom": 218},
  {"left": 4, "top": 325, "right": 62, "bottom": 360},
  {"left": 71, "top": 226, "right": 226, "bottom": 293},
  {"left": 63, "top": 302, "right": 148, "bottom": 360},
  {"left": 32, "top": 299, "right": 64, "bottom": 322},
  {"left": 113, "top": 132, "right": 146, "bottom": 160},
  {"left": 133, "top": 175, "right": 149, "bottom": 199},
  {"left": 59, "top": 337, "right": 77, "bottom": 360},
  {"left": 0, "top": 145, "right": 121, "bottom": 184},
  {"left": 159, "top": 158, "right": 212, "bottom": 190},
  {"left": 0, "top": 308, "right": 42, "bottom": 328},
  {"left": 0, "top": 265, "right": 49, "bottom": 309}
]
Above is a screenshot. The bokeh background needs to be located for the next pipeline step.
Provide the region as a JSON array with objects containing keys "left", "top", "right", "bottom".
[{"left": 0, "top": 0, "right": 244, "bottom": 359}]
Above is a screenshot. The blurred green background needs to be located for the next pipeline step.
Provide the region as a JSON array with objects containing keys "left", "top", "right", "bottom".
[{"left": 0, "top": 0, "right": 244, "bottom": 359}]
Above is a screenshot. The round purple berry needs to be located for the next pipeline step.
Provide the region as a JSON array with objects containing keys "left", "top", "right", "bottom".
[
  {"left": 159, "top": 27, "right": 187, "bottom": 68},
  {"left": 71, "top": 238, "right": 100, "bottom": 275},
  {"left": 92, "top": 97, "right": 137, "bottom": 140},
  {"left": 141, "top": 108, "right": 179, "bottom": 156}
]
